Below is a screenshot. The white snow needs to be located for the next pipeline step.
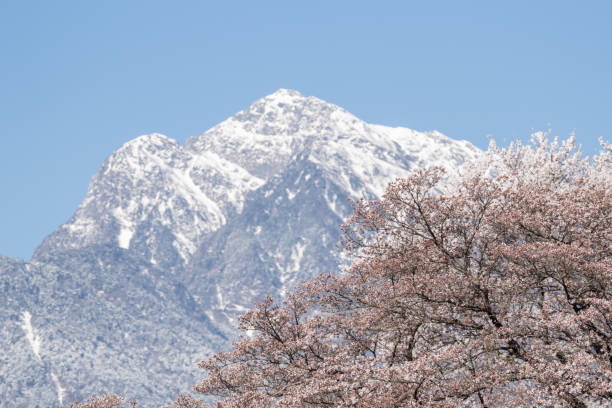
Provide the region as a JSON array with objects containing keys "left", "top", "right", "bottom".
[
  {"left": 20, "top": 311, "right": 41, "bottom": 361},
  {"left": 290, "top": 241, "right": 306, "bottom": 273},
  {"left": 190, "top": 88, "right": 481, "bottom": 204},
  {"left": 113, "top": 207, "right": 135, "bottom": 249},
  {"left": 117, "top": 227, "right": 134, "bottom": 249},
  {"left": 286, "top": 188, "right": 297, "bottom": 200},
  {"left": 216, "top": 285, "right": 225, "bottom": 309},
  {"left": 280, "top": 240, "right": 306, "bottom": 284},
  {"left": 144, "top": 148, "right": 226, "bottom": 228},
  {"left": 205, "top": 311, "right": 215, "bottom": 323},
  {"left": 50, "top": 372, "right": 66, "bottom": 405},
  {"left": 56, "top": 128, "right": 266, "bottom": 263},
  {"left": 324, "top": 183, "right": 345, "bottom": 220}
]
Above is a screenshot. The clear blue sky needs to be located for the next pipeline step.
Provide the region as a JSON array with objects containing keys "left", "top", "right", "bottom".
[{"left": 1, "top": 1, "right": 610, "bottom": 260}]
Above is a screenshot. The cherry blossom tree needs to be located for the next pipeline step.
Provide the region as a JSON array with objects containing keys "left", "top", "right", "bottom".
[{"left": 195, "top": 135, "right": 611, "bottom": 407}]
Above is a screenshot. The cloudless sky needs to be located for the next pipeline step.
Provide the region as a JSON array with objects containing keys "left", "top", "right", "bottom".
[{"left": 1, "top": 1, "right": 611, "bottom": 260}]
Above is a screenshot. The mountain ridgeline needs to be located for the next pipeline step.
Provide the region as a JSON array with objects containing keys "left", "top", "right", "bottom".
[{"left": 0, "top": 90, "right": 481, "bottom": 406}]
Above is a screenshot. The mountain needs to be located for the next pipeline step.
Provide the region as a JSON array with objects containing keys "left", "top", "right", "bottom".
[
  {"left": 0, "top": 89, "right": 480, "bottom": 406},
  {"left": 34, "top": 133, "right": 263, "bottom": 271}
]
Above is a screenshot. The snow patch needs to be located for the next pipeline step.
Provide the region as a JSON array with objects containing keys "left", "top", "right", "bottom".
[
  {"left": 117, "top": 227, "right": 134, "bottom": 249},
  {"left": 51, "top": 372, "right": 66, "bottom": 405},
  {"left": 113, "top": 207, "right": 134, "bottom": 249},
  {"left": 286, "top": 188, "right": 297, "bottom": 200},
  {"left": 205, "top": 311, "right": 215, "bottom": 323},
  {"left": 290, "top": 241, "right": 306, "bottom": 273},
  {"left": 280, "top": 240, "right": 306, "bottom": 285},
  {"left": 20, "top": 311, "right": 41, "bottom": 361},
  {"left": 324, "top": 183, "right": 345, "bottom": 220},
  {"left": 216, "top": 285, "right": 225, "bottom": 309}
]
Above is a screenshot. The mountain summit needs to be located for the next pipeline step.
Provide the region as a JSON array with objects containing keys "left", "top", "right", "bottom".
[{"left": 2, "top": 90, "right": 481, "bottom": 406}]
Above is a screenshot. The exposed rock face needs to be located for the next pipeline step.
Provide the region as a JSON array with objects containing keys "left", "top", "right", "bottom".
[{"left": 0, "top": 90, "right": 480, "bottom": 406}]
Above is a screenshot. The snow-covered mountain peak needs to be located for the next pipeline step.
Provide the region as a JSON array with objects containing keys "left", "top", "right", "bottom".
[
  {"left": 186, "top": 91, "right": 480, "bottom": 196},
  {"left": 33, "top": 132, "right": 263, "bottom": 265},
  {"left": 226, "top": 88, "right": 361, "bottom": 138},
  {"left": 185, "top": 90, "right": 368, "bottom": 178},
  {"left": 102, "top": 133, "right": 185, "bottom": 177},
  {"left": 260, "top": 88, "right": 306, "bottom": 103},
  {"left": 117, "top": 132, "right": 177, "bottom": 150}
]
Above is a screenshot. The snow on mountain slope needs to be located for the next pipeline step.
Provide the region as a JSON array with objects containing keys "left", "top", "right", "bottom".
[
  {"left": 187, "top": 89, "right": 480, "bottom": 199},
  {"left": 186, "top": 154, "right": 353, "bottom": 334},
  {"left": 33, "top": 133, "right": 263, "bottom": 268},
  {"left": 186, "top": 89, "right": 346, "bottom": 178}
]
